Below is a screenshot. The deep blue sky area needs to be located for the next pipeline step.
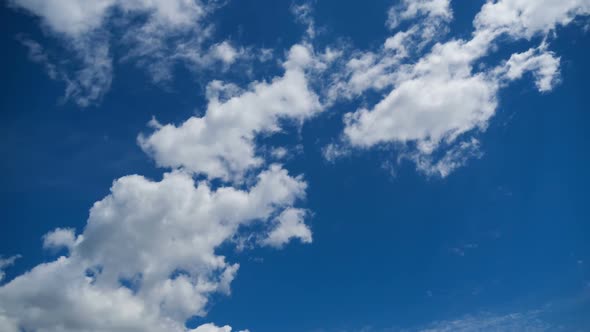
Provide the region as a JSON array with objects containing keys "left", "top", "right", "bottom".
[{"left": 0, "top": 1, "right": 589, "bottom": 332}]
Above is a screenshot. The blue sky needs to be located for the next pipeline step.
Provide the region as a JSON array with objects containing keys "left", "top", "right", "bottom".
[{"left": 1, "top": 1, "right": 589, "bottom": 331}]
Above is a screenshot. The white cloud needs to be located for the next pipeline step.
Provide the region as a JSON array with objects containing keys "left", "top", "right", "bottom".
[
  {"left": 42, "top": 228, "right": 80, "bottom": 251},
  {"left": 498, "top": 43, "right": 561, "bottom": 92},
  {"left": 387, "top": 0, "right": 452, "bottom": 30},
  {"left": 261, "top": 208, "right": 312, "bottom": 248},
  {"left": 411, "top": 138, "right": 483, "bottom": 178},
  {"left": 415, "top": 311, "right": 551, "bottom": 332},
  {"left": 322, "top": 143, "right": 351, "bottom": 163},
  {"left": 291, "top": 2, "right": 316, "bottom": 39},
  {"left": 18, "top": 35, "right": 113, "bottom": 107},
  {"left": 139, "top": 44, "right": 323, "bottom": 181},
  {"left": 0, "top": 165, "right": 308, "bottom": 332},
  {"left": 270, "top": 147, "right": 289, "bottom": 160},
  {"left": 18, "top": 37, "right": 58, "bottom": 79},
  {"left": 9, "top": 0, "right": 232, "bottom": 106},
  {"left": 475, "top": 0, "right": 590, "bottom": 39},
  {"left": 211, "top": 41, "right": 241, "bottom": 65},
  {"left": 0, "top": 256, "right": 21, "bottom": 283},
  {"left": 192, "top": 324, "right": 234, "bottom": 332},
  {"left": 326, "top": 0, "right": 453, "bottom": 104},
  {"left": 342, "top": 31, "right": 499, "bottom": 158},
  {"left": 343, "top": 57, "right": 497, "bottom": 152},
  {"left": 1, "top": 33, "right": 322, "bottom": 332},
  {"left": 8, "top": 0, "right": 208, "bottom": 38},
  {"left": 8, "top": 0, "right": 115, "bottom": 37},
  {"left": 330, "top": 0, "right": 589, "bottom": 177}
]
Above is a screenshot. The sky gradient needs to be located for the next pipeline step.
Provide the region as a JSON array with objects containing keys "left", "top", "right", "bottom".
[{"left": 1, "top": 1, "right": 589, "bottom": 331}]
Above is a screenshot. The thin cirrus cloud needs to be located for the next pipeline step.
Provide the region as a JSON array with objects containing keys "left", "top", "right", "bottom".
[
  {"left": 9, "top": 0, "right": 243, "bottom": 107},
  {"left": 0, "top": 255, "right": 21, "bottom": 283},
  {"left": 411, "top": 310, "right": 552, "bottom": 332},
  {"left": 1, "top": 0, "right": 590, "bottom": 331}
]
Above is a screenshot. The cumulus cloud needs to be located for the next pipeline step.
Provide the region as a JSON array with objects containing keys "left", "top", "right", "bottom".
[
  {"left": 3, "top": 1, "right": 590, "bottom": 331},
  {"left": 0, "top": 165, "right": 308, "bottom": 332},
  {"left": 338, "top": 31, "right": 499, "bottom": 176},
  {"left": 329, "top": 0, "right": 589, "bottom": 177},
  {"left": 42, "top": 228, "right": 80, "bottom": 251},
  {"left": 261, "top": 208, "right": 312, "bottom": 248},
  {"left": 475, "top": 0, "right": 590, "bottom": 39},
  {"left": 498, "top": 43, "right": 561, "bottom": 92},
  {"left": 342, "top": 34, "right": 498, "bottom": 151},
  {"left": 139, "top": 44, "right": 323, "bottom": 181},
  {"left": 2, "top": 16, "right": 324, "bottom": 330}
]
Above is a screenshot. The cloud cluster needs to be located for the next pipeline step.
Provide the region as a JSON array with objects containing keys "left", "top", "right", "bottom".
[
  {"left": 2, "top": 1, "right": 590, "bottom": 331},
  {"left": 328, "top": 0, "right": 586, "bottom": 177},
  {"left": 1, "top": 10, "right": 325, "bottom": 326},
  {"left": 2, "top": 7, "right": 326, "bottom": 329},
  {"left": 0, "top": 166, "right": 309, "bottom": 332},
  {"left": 139, "top": 44, "right": 323, "bottom": 181}
]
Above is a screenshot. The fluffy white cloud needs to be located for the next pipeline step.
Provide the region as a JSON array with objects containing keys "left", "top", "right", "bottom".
[
  {"left": 498, "top": 43, "right": 561, "bottom": 92},
  {"left": 342, "top": 32, "right": 498, "bottom": 157},
  {"left": 0, "top": 165, "right": 307, "bottom": 332},
  {"left": 192, "top": 324, "right": 234, "bottom": 332},
  {"left": 211, "top": 41, "right": 241, "bottom": 65},
  {"left": 261, "top": 208, "right": 312, "bottom": 248},
  {"left": 343, "top": 38, "right": 498, "bottom": 151},
  {"left": 42, "top": 228, "right": 80, "bottom": 251},
  {"left": 8, "top": 0, "right": 115, "bottom": 37},
  {"left": 475, "top": 0, "right": 590, "bottom": 38},
  {"left": 139, "top": 44, "right": 323, "bottom": 181},
  {"left": 332, "top": 0, "right": 589, "bottom": 177}
]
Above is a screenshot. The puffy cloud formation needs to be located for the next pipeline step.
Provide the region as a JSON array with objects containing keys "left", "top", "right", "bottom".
[
  {"left": 0, "top": 38, "right": 317, "bottom": 323},
  {"left": 0, "top": 166, "right": 308, "bottom": 332},
  {"left": 2, "top": 1, "right": 590, "bottom": 331},
  {"left": 332, "top": 0, "right": 588, "bottom": 177},
  {"left": 139, "top": 44, "right": 323, "bottom": 181},
  {"left": 475, "top": 0, "right": 590, "bottom": 38},
  {"left": 42, "top": 227, "right": 80, "bottom": 251},
  {"left": 261, "top": 208, "right": 312, "bottom": 248},
  {"left": 3, "top": 8, "right": 322, "bottom": 327},
  {"left": 497, "top": 43, "right": 561, "bottom": 92}
]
